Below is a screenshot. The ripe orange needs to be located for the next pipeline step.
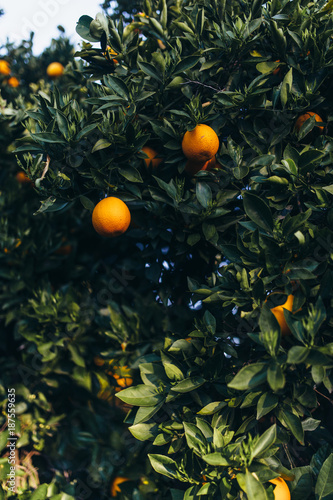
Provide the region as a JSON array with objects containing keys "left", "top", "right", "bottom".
[
  {"left": 185, "top": 156, "right": 220, "bottom": 176},
  {"left": 104, "top": 47, "right": 118, "bottom": 64},
  {"left": 93, "top": 356, "right": 105, "bottom": 366},
  {"left": 16, "top": 171, "right": 32, "bottom": 184},
  {"left": 182, "top": 124, "right": 219, "bottom": 163},
  {"left": 54, "top": 244, "right": 72, "bottom": 255},
  {"left": 111, "top": 476, "right": 130, "bottom": 497},
  {"left": 269, "top": 477, "right": 291, "bottom": 500},
  {"left": 113, "top": 373, "right": 133, "bottom": 388},
  {"left": 8, "top": 77, "right": 19, "bottom": 87},
  {"left": 92, "top": 197, "right": 131, "bottom": 237},
  {"left": 294, "top": 111, "right": 324, "bottom": 134},
  {"left": 142, "top": 146, "right": 163, "bottom": 168},
  {"left": 269, "top": 294, "right": 296, "bottom": 336},
  {"left": 202, "top": 156, "right": 221, "bottom": 171},
  {"left": 0, "top": 60, "right": 10, "bottom": 75},
  {"left": 46, "top": 62, "right": 64, "bottom": 78}
]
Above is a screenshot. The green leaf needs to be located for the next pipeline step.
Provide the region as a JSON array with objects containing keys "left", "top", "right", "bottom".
[
  {"left": 267, "top": 363, "right": 285, "bottom": 391},
  {"left": 183, "top": 423, "right": 207, "bottom": 453},
  {"left": 287, "top": 346, "right": 310, "bottom": 364},
  {"left": 149, "top": 17, "right": 165, "bottom": 37},
  {"left": 118, "top": 166, "right": 143, "bottom": 183},
  {"left": 67, "top": 344, "right": 85, "bottom": 368},
  {"left": 202, "top": 452, "right": 230, "bottom": 466},
  {"left": 79, "top": 195, "right": 95, "bottom": 212},
  {"left": 257, "top": 393, "right": 279, "bottom": 420},
  {"left": 129, "top": 422, "right": 159, "bottom": 441},
  {"left": 161, "top": 352, "right": 184, "bottom": 381},
  {"left": 322, "top": 185, "right": 333, "bottom": 195},
  {"left": 245, "top": 469, "right": 269, "bottom": 500},
  {"left": 138, "top": 62, "right": 163, "bottom": 82},
  {"left": 315, "top": 454, "right": 333, "bottom": 500},
  {"left": 76, "top": 15, "right": 99, "bottom": 42},
  {"left": 0, "top": 431, "right": 8, "bottom": 453},
  {"left": 91, "top": 139, "right": 111, "bottom": 153},
  {"left": 148, "top": 454, "right": 180, "bottom": 480},
  {"left": 32, "top": 132, "right": 67, "bottom": 144},
  {"left": 259, "top": 305, "right": 281, "bottom": 356},
  {"left": 30, "top": 484, "right": 48, "bottom": 500},
  {"left": 299, "top": 150, "right": 324, "bottom": 170},
  {"left": 289, "top": 466, "right": 312, "bottom": 500},
  {"left": 34, "top": 197, "right": 69, "bottom": 215},
  {"left": 75, "top": 123, "right": 98, "bottom": 142},
  {"left": 279, "top": 409, "right": 304, "bottom": 445},
  {"left": 139, "top": 363, "right": 167, "bottom": 387},
  {"left": 197, "top": 401, "right": 227, "bottom": 415},
  {"left": 202, "top": 223, "right": 217, "bottom": 242},
  {"left": 174, "top": 56, "right": 201, "bottom": 75},
  {"left": 228, "top": 363, "right": 268, "bottom": 391},
  {"left": 171, "top": 376, "right": 205, "bottom": 393},
  {"left": 280, "top": 68, "right": 293, "bottom": 108},
  {"left": 302, "top": 418, "right": 321, "bottom": 432},
  {"left": 56, "top": 110, "right": 70, "bottom": 139},
  {"left": 252, "top": 425, "right": 277, "bottom": 458},
  {"left": 103, "top": 75, "right": 130, "bottom": 100},
  {"left": 256, "top": 61, "right": 281, "bottom": 74},
  {"left": 116, "top": 384, "right": 164, "bottom": 406},
  {"left": 196, "top": 182, "right": 212, "bottom": 209},
  {"left": 134, "top": 402, "right": 164, "bottom": 425},
  {"left": 243, "top": 192, "right": 274, "bottom": 233}
]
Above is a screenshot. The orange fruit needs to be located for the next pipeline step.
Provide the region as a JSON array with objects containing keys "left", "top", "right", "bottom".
[
  {"left": 92, "top": 197, "right": 131, "bottom": 237},
  {"left": 111, "top": 477, "right": 130, "bottom": 497},
  {"left": 294, "top": 111, "right": 324, "bottom": 134},
  {"left": 16, "top": 171, "right": 32, "bottom": 184},
  {"left": 273, "top": 60, "right": 281, "bottom": 75},
  {"left": 202, "top": 156, "right": 221, "bottom": 171},
  {"left": 105, "top": 47, "right": 118, "bottom": 64},
  {"left": 114, "top": 374, "right": 133, "bottom": 388},
  {"left": 8, "top": 77, "right": 19, "bottom": 87},
  {"left": 0, "top": 60, "right": 10, "bottom": 75},
  {"left": 54, "top": 244, "right": 72, "bottom": 255},
  {"left": 269, "top": 294, "right": 296, "bottom": 336},
  {"left": 185, "top": 156, "right": 220, "bottom": 176},
  {"left": 93, "top": 356, "right": 105, "bottom": 366},
  {"left": 46, "top": 62, "right": 64, "bottom": 78},
  {"left": 182, "top": 124, "right": 219, "bottom": 163},
  {"left": 269, "top": 477, "right": 291, "bottom": 500},
  {"left": 142, "top": 146, "right": 163, "bottom": 168}
]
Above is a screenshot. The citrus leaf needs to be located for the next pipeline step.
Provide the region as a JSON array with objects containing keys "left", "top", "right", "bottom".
[
  {"left": 243, "top": 192, "right": 274, "bottom": 233},
  {"left": 228, "top": 363, "right": 268, "bottom": 391},
  {"left": 315, "top": 453, "right": 333, "bottom": 499},
  {"left": 116, "top": 384, "right": 164, "bottom": 406}
]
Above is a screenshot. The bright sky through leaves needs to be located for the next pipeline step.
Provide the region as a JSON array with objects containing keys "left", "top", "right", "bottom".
[{"left": 0, "top": 0, "right": 111, "bottom": 54}]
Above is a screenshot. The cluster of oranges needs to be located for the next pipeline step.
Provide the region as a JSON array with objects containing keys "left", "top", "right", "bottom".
[
  {"left": 90, "top": 124, "right": 220, "bottom": 238},
  {"left": 0, "top": 59, "right": 19, "bottom": 87},
  {"left": 90, "top": 111, "right": 324, "bottom": 240},
  {"left": 0, "top": 59, "right": 64, "bottom": 87}
]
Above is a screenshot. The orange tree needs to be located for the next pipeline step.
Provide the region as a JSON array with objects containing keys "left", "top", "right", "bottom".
[{"left": 6, "top": 0, "right": 333, "bottom": 498}]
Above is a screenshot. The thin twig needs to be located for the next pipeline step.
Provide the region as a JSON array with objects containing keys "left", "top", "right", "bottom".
[
  {"left": 283, "top": 443, "right": 296, "bottom": 469},
  {"left": 314, "top": 387, "right": 333, "bottom": 404},
  {"left": 184, "top": 79, "right": 224, "bottom": 92}
]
